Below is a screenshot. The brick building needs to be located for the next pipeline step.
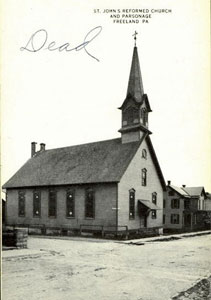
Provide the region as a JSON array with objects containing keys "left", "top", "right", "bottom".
[{"left": 3, "top": 40, "right": 166, "bottom": 237}]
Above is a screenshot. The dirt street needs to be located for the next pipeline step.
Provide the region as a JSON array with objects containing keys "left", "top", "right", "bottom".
[{"left": 2, "top": 235, "right": 211, "bottom": 300}]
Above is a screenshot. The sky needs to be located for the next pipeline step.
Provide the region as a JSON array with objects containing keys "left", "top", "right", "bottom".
[{"left": 1, "top": 0, "right": 210, "bottom": 196}]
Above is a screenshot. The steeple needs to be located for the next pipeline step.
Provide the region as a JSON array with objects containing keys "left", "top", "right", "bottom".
[
  {"left": 119, "top": 33, "right": 152, "bottom": 144},
  {"left": 127, "top": 46, "right": 144, "bottom": 102}
]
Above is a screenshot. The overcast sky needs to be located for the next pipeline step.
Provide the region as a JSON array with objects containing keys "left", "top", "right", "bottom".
[{"left": 1, "top": 0, "right": 210, "bottom": 194}]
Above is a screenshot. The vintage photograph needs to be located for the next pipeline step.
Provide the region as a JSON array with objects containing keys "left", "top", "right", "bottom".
[{"left": 1, "top": 0, "right": 211, "bottom": 299}]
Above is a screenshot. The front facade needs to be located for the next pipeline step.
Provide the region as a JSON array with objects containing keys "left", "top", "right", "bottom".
[
  {"left": 3, "top": 38, "right": 166, "bottom": 237},
  {"left": 164, "top": 182, "right": 210, "bottom": 232}
]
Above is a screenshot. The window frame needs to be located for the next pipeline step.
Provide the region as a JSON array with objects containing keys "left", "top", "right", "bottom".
[
  {"left": 18, "top": 191, "right": 25, "bottom": 217},
  {"left": 171, "top": 198, "right": 180, "bottom": 209},
  {"left": 141, "top": 108, "right": 148, "bottom": 126},
  {"left": 142, "top": 149, "right": 147, "bottom": 159},
  {"left": 184, "top": 199, "right": 190, "bottom": 209},
  {"left": 85, "top": 188, "right": 95, "bottom": 219},
  {"left": 33, "top": 190, "right": 41, "bottom": 218},
  {"left": 171, "top": 214, "right": 180, "bottom": 224},
  {"left": 142, "top": 168, "right": 147, "bottom": 186},
  {"left": 152, "top": 192, "right": 157, "bottom": 205},
  {"left": 66, "top": 189, "right": 75, "bottom": 218},
  {"left": 129, "top": 189, "right": 135, "bottom": 220},
  {"left": 151, "top": 210, "right": 157, "bottom": 219},
  {"left": 48, "top": 189, "right": 57, "bottom": 218},
  {"left": 163, "top": 214, "right": 165, "bottom": 224}
]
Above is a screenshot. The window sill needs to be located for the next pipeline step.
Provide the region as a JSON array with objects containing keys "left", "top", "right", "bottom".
[{"left": 66, "top": 217, "right": 75, "bottom": 219}]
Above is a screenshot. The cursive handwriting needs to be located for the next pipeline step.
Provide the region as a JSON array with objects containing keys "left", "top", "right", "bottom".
[{"left": 20, "top": 26, "right": 102, "bottom": 61}]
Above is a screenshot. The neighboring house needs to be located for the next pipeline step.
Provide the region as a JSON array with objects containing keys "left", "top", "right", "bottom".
[
  {"left": 164, "top": 181, "right": 211, "bottom": 232},
  {"left": 3, "top": 40, "right": 166, "bottom": 237},
  {"left": 205, "top": 193, "right": 211, "bottom": 210}
]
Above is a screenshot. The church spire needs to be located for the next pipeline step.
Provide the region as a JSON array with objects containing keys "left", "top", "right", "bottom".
[
  {"left": 118, "top": 33, "right": 152, "bottom": 144},
  {"left": 126, "top": 32, "right": 144, "bottom": 102}
]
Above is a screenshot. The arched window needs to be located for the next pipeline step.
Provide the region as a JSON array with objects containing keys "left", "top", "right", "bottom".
[
  {"left": 142, "top": 169, "right": 147, "bottom": 186},
  {"left": 152, "top": 192, "right": 157, "bottom": 205},
  {"left": 142, "top": 149, "right": 147, "bottom": 159},
  {"left": 129, "top": 189, "right": 135, "bottom": 219},
  {"left": 141, "top": 108, "right": 148, "bottom": 126}
]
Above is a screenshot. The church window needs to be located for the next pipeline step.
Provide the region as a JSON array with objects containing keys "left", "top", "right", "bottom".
[
  {"left": 49, "top": 190, "right": 57, "bottom": 217},
  {"left": 142, "top": 149, "right": 147, "bottom": 159},
  {"left": 163, "top": 199, "right": 166, "bottom": 208},
  {"left": 142, "top": 168, "right": 147, "bottom": 186},
  {"left": 141, "top": 108, "right": 148, "bottom": 126},
  {"left": 33, "top": 190, "right": 41, "bottom": 217},
  {"left": 171, "top": 214, "right": 180, "bottom": 224},
  {"left": 171, "top": 198, "right": 180, "bottom": 209},
  {"left": 152, "top": 192, "right": 157, "bottom": 205},
  {"left": 151, "top": 210, "right": 157, "bottom": 219},
  {"left": 18, "top": 191, "right": 25, "bottom": 217},
  {"left": 66, "top": 189, "right": 75, "bottom": 218},
  {"left": 85, "top": 189, "right": 95, "bottom": 219},
  {"left": 129, "top": 189, "right": 135, "bottom": 219}
]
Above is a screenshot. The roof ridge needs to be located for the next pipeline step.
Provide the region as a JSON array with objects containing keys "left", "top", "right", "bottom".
[{"left": 44, "top": 137, "right": 122, "bottom": 152}]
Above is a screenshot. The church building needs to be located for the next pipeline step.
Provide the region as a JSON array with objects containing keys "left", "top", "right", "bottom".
[{"left": 3, "top": 36, "right": 166, "bottom": 237}]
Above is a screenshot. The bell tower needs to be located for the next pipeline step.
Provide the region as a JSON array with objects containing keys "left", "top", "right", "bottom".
[{"left": 119, "top": 32, "right": 152, "bottom": 144}]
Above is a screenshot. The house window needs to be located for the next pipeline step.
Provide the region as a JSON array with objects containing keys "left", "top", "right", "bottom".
[
  {"left": 49, "top": 190, "right": 57, "bottom": 217},
  {"left": 33, "top": 190, "right": 41, "bottom": 217},
  {"left": 85, "top": 189, "right": 95, "bottom": 219},
  {"left": 171, "top": 214, "right": 180, "bottom": 224},
  {"left": 168, "top": 190, "right": 175, "bottom": 196},
  {"left": 163, "top": 199, "right": 166, "bottom": 208},
  {"left": 151, "top": 210, "right": 157, "bottom": 219},
  {"left": 171, "top": 198, "right": 180, "bottom": 209},
  {"left": 18, "top": 191, "right": 25, "bottom": 217},
  {"left": 129, "top": 189, "right": 135, "bottom": 219},
  {"left": 152, "top": 192, "right": 157, "bottom": 205},
  {"left": 142, "top": 168, "right": 147, "bottom": 186},
  {"left": 142, "top": 149, "right": 147, "bottom": 159},
  {"left": 184, "top": 199, "right": 190, "bottom": 209},
  {"left": 163, "top": 214, "right": 165, "bottom": 224},
  {"left": 66, "top": 190, "right": 75, "bottom": 218}
]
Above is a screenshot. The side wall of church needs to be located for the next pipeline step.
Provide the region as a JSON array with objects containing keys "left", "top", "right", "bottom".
[
  {"left": 118, "top": 138, "right": 163, "bottom": 230},
  {"left": 5, "top": 183, "right": 117, "bottom": 230}
]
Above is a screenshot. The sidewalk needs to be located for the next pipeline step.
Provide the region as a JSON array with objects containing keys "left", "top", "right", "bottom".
[{"left": 123, "top": 229, "right": 211, "bottom": 245}]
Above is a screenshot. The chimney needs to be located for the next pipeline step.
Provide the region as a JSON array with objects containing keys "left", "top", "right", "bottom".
[
  {"left": 167, "top": 180, "right": 171, "bottom": 186},
  {"left": 182, "top": 185, "right": 186, "bottom": 188},
  {"left": 31, "top": 142, "right": 37, "bottom": 157},
  {"left": 40, "top": 143, "right": 46, "bottom": 151}
]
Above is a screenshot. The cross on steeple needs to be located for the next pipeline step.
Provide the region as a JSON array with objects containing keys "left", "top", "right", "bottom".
[{"left": 133, "top": 31, "right": 138, "bottom": 46}]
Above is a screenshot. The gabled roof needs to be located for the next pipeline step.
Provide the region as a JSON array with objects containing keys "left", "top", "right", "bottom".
[
  {"left": 182, "top": 187, "right": 206, "bottom": 197},
  {"left": 3, "top": 138, "right": 141, "bottom": 189},
  {"left": 127, "top": 46, "right": 144, "bottom": 102},
  {"left": 168, "top": 185, "right": 190, "bottom": 197},
  {"left": 3, "top": 135, "right": 166, "bottom": 191}
]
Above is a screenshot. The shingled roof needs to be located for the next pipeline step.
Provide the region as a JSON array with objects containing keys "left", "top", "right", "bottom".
[
  {"left": 182, "top": 187, "right": 206, "bottom": 197},
  {"left": 3, "top": 138, "right": 142, "bottom": 188},
  {"left": 3, "top": 136, "right": 166, "bottom": 190}
]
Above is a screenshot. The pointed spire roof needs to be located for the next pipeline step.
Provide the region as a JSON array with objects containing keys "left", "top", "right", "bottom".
[{"left": 126, "top": 46, "right": 144, "bottom": 102}]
